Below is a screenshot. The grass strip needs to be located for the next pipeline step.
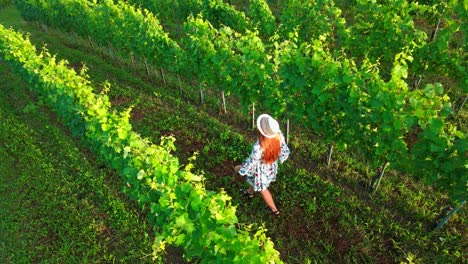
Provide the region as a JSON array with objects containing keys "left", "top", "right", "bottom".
[{"left": 0, "top": 63, "right": 155, "bottom": 262}]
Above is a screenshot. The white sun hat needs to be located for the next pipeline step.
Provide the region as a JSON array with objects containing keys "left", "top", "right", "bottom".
[{"left": 257, "top": 114, "right": 280, "bottom": 138}]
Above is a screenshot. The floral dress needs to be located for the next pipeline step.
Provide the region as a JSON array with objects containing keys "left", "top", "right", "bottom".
[{"left": 239, "top": 134, "right": 290, "bottom": 192}]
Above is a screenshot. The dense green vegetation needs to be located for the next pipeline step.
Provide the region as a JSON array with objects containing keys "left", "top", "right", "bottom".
[
  {"left": 1, "top": 1, "right": 466, "bottom": 263},
  {"left": 14, "top": 0, "right": 466, "bottom": 204}
]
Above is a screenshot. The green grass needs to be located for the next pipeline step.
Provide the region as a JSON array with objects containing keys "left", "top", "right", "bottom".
[
  {"left": 0, "top": 3, "right": 466, "bottom": 263},
  {"left": 0, "top": 63, "right": 157, "bottom": 262}
]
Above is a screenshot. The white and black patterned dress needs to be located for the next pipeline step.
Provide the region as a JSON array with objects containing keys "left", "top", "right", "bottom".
[{"left": 239, "top": 134, "right": 290, "bottom": 191}]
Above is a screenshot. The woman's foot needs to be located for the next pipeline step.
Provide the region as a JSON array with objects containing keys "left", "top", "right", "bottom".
[
  {"left": 240, "top": 188, "right": 254, "bottom": 198},
  {"left": 266, "top": 205, "right": 280, "bottom": 216}
]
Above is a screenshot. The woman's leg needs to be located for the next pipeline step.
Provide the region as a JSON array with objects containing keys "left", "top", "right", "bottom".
[
  {"left": 236, "top": 165, "right": 254, "bottom": 197},
  {"left": 260, "top": 188, "right": 279, "bottom": 214}
]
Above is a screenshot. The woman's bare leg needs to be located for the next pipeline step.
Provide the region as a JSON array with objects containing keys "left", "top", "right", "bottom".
[
  {"left": 236, "top": 165, "right": 254, "bottom": 197},
  {"left": 260, "top": 188, "right": 279, "bottom": 214}
]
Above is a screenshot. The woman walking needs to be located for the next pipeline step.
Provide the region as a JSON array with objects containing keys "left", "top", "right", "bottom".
[{"left": 235, "top": 114, "right": 290, "bottom": 216}]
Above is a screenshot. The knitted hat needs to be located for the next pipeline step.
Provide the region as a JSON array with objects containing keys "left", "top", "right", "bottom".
[{"left": 257, "top": 114, "right": 280, "bottom": 138}]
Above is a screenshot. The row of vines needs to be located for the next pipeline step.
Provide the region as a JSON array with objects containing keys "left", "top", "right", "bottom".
[{"left": 126, "top": 0, "right": 275, "bottom": 38}]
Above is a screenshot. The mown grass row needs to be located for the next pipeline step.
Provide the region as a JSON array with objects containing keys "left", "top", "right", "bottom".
[
  {"left": 1, "top": 4, "right": 466, "bottom": 263},
  {"left": 0, "top": 63, "right": 159, "bottom": 262}
]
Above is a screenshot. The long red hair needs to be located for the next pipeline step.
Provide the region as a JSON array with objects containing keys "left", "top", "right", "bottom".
[{"left": 259, "top": 132, "right": 281, "bottom": 164}]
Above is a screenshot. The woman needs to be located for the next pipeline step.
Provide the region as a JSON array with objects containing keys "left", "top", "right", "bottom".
[{"left": 235, "top": 114, "right": 290, "bottom": 216}]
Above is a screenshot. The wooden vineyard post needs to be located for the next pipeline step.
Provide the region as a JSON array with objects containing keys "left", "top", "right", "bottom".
[
  {"left": 252, "top": 103, "right": 255, "bottom": 129},
  {"left": 412, "top": 18, "right": 442, "bottom": 90},
  {"left": 129, "top": 53, "right": 137, "bottom": 73},
  {"left": 199, "top": 84, "right": 204, "bottom": 106},
  {"left": 412, "top": 74, "right": 422, "bottom": 90},
  {"left": 412, "top": 17, "right": 443, "bottom": 90},
  {"left": 429, "top": 19, "right": 442, "bottom": 43},
  {"left": 143, "top": 57, "right": 150, "bottom": 79},
  {"left": 221, "top": 90, "right": 227, "bottom": 114},
  {"left": 177, "top": 75, "right": 183, "bottom": 96},
  {"left": 369, "top": 161, "right": 389, "bottom": 192},
  {"left": 326, "top": 143, "right": 334, "bottom": 166},
  {"left": 434, "top": 200, "right": 466, "bottom": 230},
  {"left": 160, "top": 68, "right": 166, "bottom": 85},
  {"left": 107, "top": 42, "right": 115, "bottom": 62},
  {"left": 455, "top": 95, "right": 467, "bottom": 115}
]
